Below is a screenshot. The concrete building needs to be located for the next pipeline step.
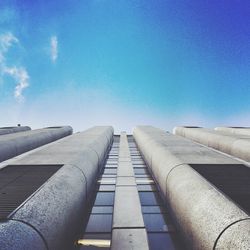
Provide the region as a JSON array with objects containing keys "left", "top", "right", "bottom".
[{"left": 0, "top": 125, "right": 249, "bottom": 250}]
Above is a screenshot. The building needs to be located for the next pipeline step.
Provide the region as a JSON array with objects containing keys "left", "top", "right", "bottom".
[{"left": 0, "top": 125, "right": 249, "bottom": 250}]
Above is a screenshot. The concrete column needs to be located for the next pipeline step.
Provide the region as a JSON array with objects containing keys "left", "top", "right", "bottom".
[
  {"left": 174, "top": 126, "right": 250, "bottom": 162},
  {"left": 215, "top": 126, "right": 250, "bottom": 136},
  {"left": 111, "top": 132, "right": 149, "bottom": 250},
  {"left": 0, "top": 126, "right": 73, "bottom": 163},
  {"left": 0, "top": 126, "right": 114, "bottom": 250},
  {"left": 0, "top": 126, "right": 31, "bottom": 135},
  {"left": 134, "top": 126, "right": 250, "bottom": 250}
]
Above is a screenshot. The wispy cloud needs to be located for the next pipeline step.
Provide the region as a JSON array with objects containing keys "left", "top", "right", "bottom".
[
  {"left": 50, "top": 35, "right": 58, "bottom": 62},
  {"left": 4, "top": 66, "right": 29, "bottom": 101},
  {"left": 0, "top": 32, "right": 29, "bottom": 101},
  {"left": 0, "top": 32, "right": 18, "bottom": 64}
]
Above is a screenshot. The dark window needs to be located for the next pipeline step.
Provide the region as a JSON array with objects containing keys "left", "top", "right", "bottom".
[
  {"left": 94, "top": 192, "right": 115, "bottom": 206},
  {"left": 148, "top": 233, "right": 178, "bottom": 250},
  {"left": 0, "top": 164, "right": 62, "bottom": 219},
  {"left": 139, "top": 192, "right": 163, "bottom": 206},
  {"left": 142, "top": 206, "right": 167, "bottom": 214},
  {"left": 143, "top": 214, "right": 172, "bottom": 232},
  {"left": 134, "top": 168, "right": 149, "bottom": 175},
  {"left": 190, "top": 164, "right": 250, "bottom": 214},
  {"left": 85, "top": 214, "right": 112, "bottom": 233}
]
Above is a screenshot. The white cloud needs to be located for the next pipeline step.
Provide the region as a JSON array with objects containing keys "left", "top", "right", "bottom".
[
  {"left": 4, "top": 66, "right": 29, "bottom": 101},
  {"left": 0, "top": 32, "right": 29, "bottom": 101},
  {"left": 0, "top": 32, "right": 18, "bottom": 52},
  {"left": 50, "top": 36, "right": 58, "bottom": 62}
]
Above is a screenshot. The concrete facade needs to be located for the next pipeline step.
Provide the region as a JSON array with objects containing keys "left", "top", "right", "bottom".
[
  {"left": 112, "top": 132, "right": 149, "bottom": 250},
  {"left": 174, "top": 126, "right": 250, "bottom": 162},
  {"left": 0, "top": 124, "right": 249, "bottom": 250},
  {"left": 0, "top": 126, "right": 114, "bottom": 250},
  {"left": 0, "top": 126, "right": 72, "bottom": 163},
  {"left": 133, "top": 126, "right": 250, "bottom": 249}
]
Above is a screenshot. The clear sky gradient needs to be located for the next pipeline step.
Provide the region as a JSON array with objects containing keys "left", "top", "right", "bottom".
[{"left": 0, "top": 0, "right": 250, "bottom": 132}]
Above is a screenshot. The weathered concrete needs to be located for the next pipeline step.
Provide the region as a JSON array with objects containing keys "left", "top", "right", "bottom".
[
  {"left": 174, "top": 126, "right": 250, "bottom": 162},
  {"left": 111, "top": 229, "right": 149, "bottom": 250},
  {"left": 134, "top": 126, "right": 250, "bottom": 250},
  {"left": 215, "top": 126, "right": 250, "bottom": 136},
  {"left": 0, "top": 126, "right": 73, "bottom": 163},
  {"left": 112, "top": 132, "right": 149, "bottom": 250},
  {"left": 0, "top": 126, "right": 31, "bottom": 135},
  {"left": 0, "top": 126, "right": 114, "bottom": 250}
]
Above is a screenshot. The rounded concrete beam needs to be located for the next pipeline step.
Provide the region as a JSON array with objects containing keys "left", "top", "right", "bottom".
[
  {"left": 215, "top": 126, "right": 250, "bottom": 136},
  {"left": 0, "top": 126, "right": 114, "bottom": 250},
  {"left": 0, "top": 220, "right": 47, "bottom": 250},
  {"left": 0, "top": 126, "right": 73, "bottom": 163},
  {"left": 134, "top": 126, "right": 250, "bottom": 249},
  {"left": 174, "top": 126, "right": 250, "bottom": 162},
  {"left": 0, "top": 126, "right": 31, "bottom": 136}
]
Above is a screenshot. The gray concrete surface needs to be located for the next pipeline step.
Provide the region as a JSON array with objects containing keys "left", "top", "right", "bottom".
[
  {"left": 134, "top": 126, "right": 250, "bottom": 250},
  {"left": 0, "top": 126, "right": 114, "bottom": 250},
  {"left": 0, "top": 126, "right": 31, "bottom": 135},
  {"left": 0, "top": 126, "right": 73, "bottom": 163},
  {"left": 111, "top": 132, "right": 149, "bottom": 250},
  {"left": 174, "top": 126, "right": 250, "bottom": 162},
  {"left": 112, "top": 229, "right": 149, "bottom": 250},
  {"left": 215, "top": 126, "right": 250, "bottom": 136}
]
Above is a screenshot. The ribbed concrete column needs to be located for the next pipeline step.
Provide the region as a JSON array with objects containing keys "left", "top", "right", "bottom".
[
  {"left": 111, "top": 132, "right": 149, "bottom": 250},
  {"left": 0, "top": 126, "right": 73, "bottom": 163},
  {"left": 134, "top": 126, "right": 250, "bottom": 250},
  {"left": 0, "top": 126, "right": 113, "bottom": 250},
  {"left": 174, "top": 126, "right": 250, "bottom": 162},
  {"left": 215, "top": 126, "right": 250, "bottom": 136},
  {"left": 0, "top": 126, "right": 31, "bottom": 135}
]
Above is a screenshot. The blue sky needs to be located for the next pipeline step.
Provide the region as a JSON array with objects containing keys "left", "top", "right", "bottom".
[{"left": 0, "top": 0, "right": 250, "bottom": 132}]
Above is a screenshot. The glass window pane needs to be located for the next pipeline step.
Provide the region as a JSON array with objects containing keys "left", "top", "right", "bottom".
[
  {"left": 134, "top": 168, "right": 149, "bottom": 174},
  {"left": 85, "top": 214, "right": 112, "bottom": 233},
  {"left": 139, "top": 191, "right": 162, "bottom": 206},
  {"left": 147, "top": 233, "right": 179, "bottom": 250},
  {"left": 142, "top": 206, "right": 167, "bottom": 214},
  {"left": 94, "top": 192, "right": 114, "bottom": 206},
  {"left": 143, "top": 214, "right": 172, "bottom": 232}
]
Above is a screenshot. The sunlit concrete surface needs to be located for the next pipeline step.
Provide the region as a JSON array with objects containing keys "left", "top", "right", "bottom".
[
  {"left": 174, "top": 126, "right": 250, "bottom": 162},
  {"left": 134, "top": 126, "right": 250, "bottom": 250},
  {"left": 0, "top": 126, "right": 73, "bottom": 163},
  {"left": 0, "top": 126, "right": 113, "bottom": 250}
]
